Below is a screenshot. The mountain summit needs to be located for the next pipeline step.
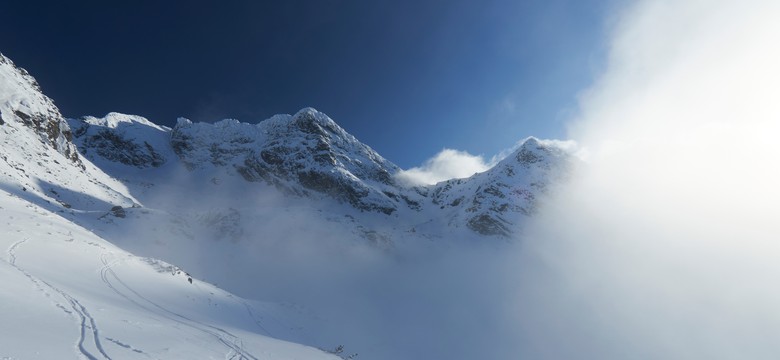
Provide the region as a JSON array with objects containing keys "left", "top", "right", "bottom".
[{"left": 169, "top": 107, "right": 403, "bottom": 214}]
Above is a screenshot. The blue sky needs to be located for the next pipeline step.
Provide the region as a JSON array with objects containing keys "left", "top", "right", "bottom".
[{"left": 1, "top": 0, "right": 612, "bottom": 168}]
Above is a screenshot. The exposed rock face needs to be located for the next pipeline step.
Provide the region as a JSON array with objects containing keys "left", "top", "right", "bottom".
[
  {"left": 78, "top": 128, "right": 164, "bottom": 167},
  {"left": 171, "top": 108, "right": 403, "bottom": 214},
  {"left": 110, "top": 205, "right": 127, "bottom": 218},
  {"left": 430, "top": 137, "right": 575, "bottom": 237},
  {"left": 467, "top": 214, "right": 511, "bottom": 237},
  {"left": 68, "top": 113, "right": 169, "bottom": 168},
  {"left": 0, "top": 53, "right": 82, "bottom": 166}
]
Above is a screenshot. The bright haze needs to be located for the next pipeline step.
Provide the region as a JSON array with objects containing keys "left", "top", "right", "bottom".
[{"left": 0, "top": 0, "right": 607, "bottom": 169}]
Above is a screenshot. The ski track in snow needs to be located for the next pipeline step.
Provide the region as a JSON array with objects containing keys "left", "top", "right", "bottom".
[
  {"left": 4, "top": 238, "right": 112, "bottom": 360},
  {"left": 242, "top": 301, "right": 274, "bottom": 337},
  {"left": 99, "top": 253, "right": 258, "bottom": 360},
  {"left": 6, "top": 238, "right": 25, "bottom": 266}
]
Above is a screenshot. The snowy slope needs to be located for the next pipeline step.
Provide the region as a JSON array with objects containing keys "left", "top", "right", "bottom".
[{"left": 0, "top": 191, "right": 339, "bottom": 360}]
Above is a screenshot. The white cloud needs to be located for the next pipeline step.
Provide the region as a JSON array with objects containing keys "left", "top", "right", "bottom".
[
  {"left": 396, "top": 137, "right": 581, "bottom": 187},
  {"left": 510, "top": 0, "right": 780, "bottom": 358},
  {"left": 395, "top": 149, "right": 493, "bottom": 186}
]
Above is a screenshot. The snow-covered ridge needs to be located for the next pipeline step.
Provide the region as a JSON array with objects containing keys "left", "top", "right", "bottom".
[
  {"left": 430, "top": 137, "right": 576, "bottom": 236},
  {"left": 81, "top": 111, "right": 168, "bottom": 131},
  {"left": 1, "top": 51, "right": 574, "bottom": 240},
  {"left": 68, "top": 106, "right": 575, "bottom": 236},
  {"left": 68, "top": 113, "right": 173, "bottom": 169},
  {"left": 171, "top": 107, "right": 397, "bottom": 180},
  {"left": 0, "top": 53, "right": 80, "bottom": 164},
  {"left": 170, "top": 107, "right": 403, "bottom": 214}
]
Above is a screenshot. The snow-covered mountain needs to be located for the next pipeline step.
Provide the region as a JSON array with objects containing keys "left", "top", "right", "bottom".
[
  {"left": 429, "top": 137, "right": 574, "bottom": 237},
  {"left": 0, "top": 54, "right": 139, "bottom": 212},
  {"left": 0, "top": 53, "right": 343, "bottom": 359},
  {"left": 1, "top": 51, "right": 575, "bottom": 359},
  {"left": 170, "top": 109, "right": 403, "bottom": 215},
  {"left": 67, "top": 107, "right": 575, "bottom": 243}
]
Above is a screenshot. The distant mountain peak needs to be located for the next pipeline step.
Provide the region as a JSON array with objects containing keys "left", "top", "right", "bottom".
[
  {"left": 503, "top": 136, "right": 577, "bottom": 169},
  {"left": 84, "top": 112, "right": 167, "bottom": 130}
]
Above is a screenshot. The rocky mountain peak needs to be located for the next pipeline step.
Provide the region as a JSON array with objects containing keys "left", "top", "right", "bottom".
[
  {"left": 290, "top": 107, "right": 341, "bottom": 135},
  {"left": 511, "top": 136, "right": 571, "bottom": 169},
  {"left": 164, "top": 108, "right": 402, "bottom": 214},
  {"left": 426, "top": 137, "right": 577, "bottom": 237},
  {"left": 68, "top": 113, "right": 171, "bottom": 169}
]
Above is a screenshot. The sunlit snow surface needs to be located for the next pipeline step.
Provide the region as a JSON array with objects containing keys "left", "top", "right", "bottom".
[
  {"left": 0, "top": 53, "right": 338, "bottom": 360},
  {"left": 0, "top": 192, "right": 337, "bottom": 360}
]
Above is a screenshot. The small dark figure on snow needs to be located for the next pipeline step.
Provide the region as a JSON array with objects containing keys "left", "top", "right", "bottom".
[{"left": 188, "top": 277, "right": 192, "bottom": 284}]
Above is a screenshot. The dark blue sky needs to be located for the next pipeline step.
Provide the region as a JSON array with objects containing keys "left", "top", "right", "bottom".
[{"left": 1, "top": 0, "right": 611, "bottom": 168}]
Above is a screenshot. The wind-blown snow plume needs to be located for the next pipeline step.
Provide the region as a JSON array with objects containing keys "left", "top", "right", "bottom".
[{"left": 509, "top": 0, "right": 780, "bottom": 358}]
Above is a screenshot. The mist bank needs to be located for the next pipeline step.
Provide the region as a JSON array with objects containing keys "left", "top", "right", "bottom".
[{"left": 508, "top": 0, "right": 780, "bottom": 358}]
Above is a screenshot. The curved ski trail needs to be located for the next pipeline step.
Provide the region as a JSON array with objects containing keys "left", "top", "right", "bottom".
[
  {"left": 99, "top": 253, "right": 258, "bottom": 360},
  {"left": 4, "top": 238, "right": 111, "bottom": 360}
]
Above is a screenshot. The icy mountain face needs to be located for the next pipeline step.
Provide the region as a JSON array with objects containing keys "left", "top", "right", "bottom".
[
  {"left": 430, "top": 138, "right": 575, "bottom": 236},
  {"left": 170, "top": 107, "right": 405, "bottom": 214},
  {"left": 68, "top": 113, "right": 170, "bottom": 168},
  {"left": 0, "top": 53, "right": 80, "bottom": 165}
]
